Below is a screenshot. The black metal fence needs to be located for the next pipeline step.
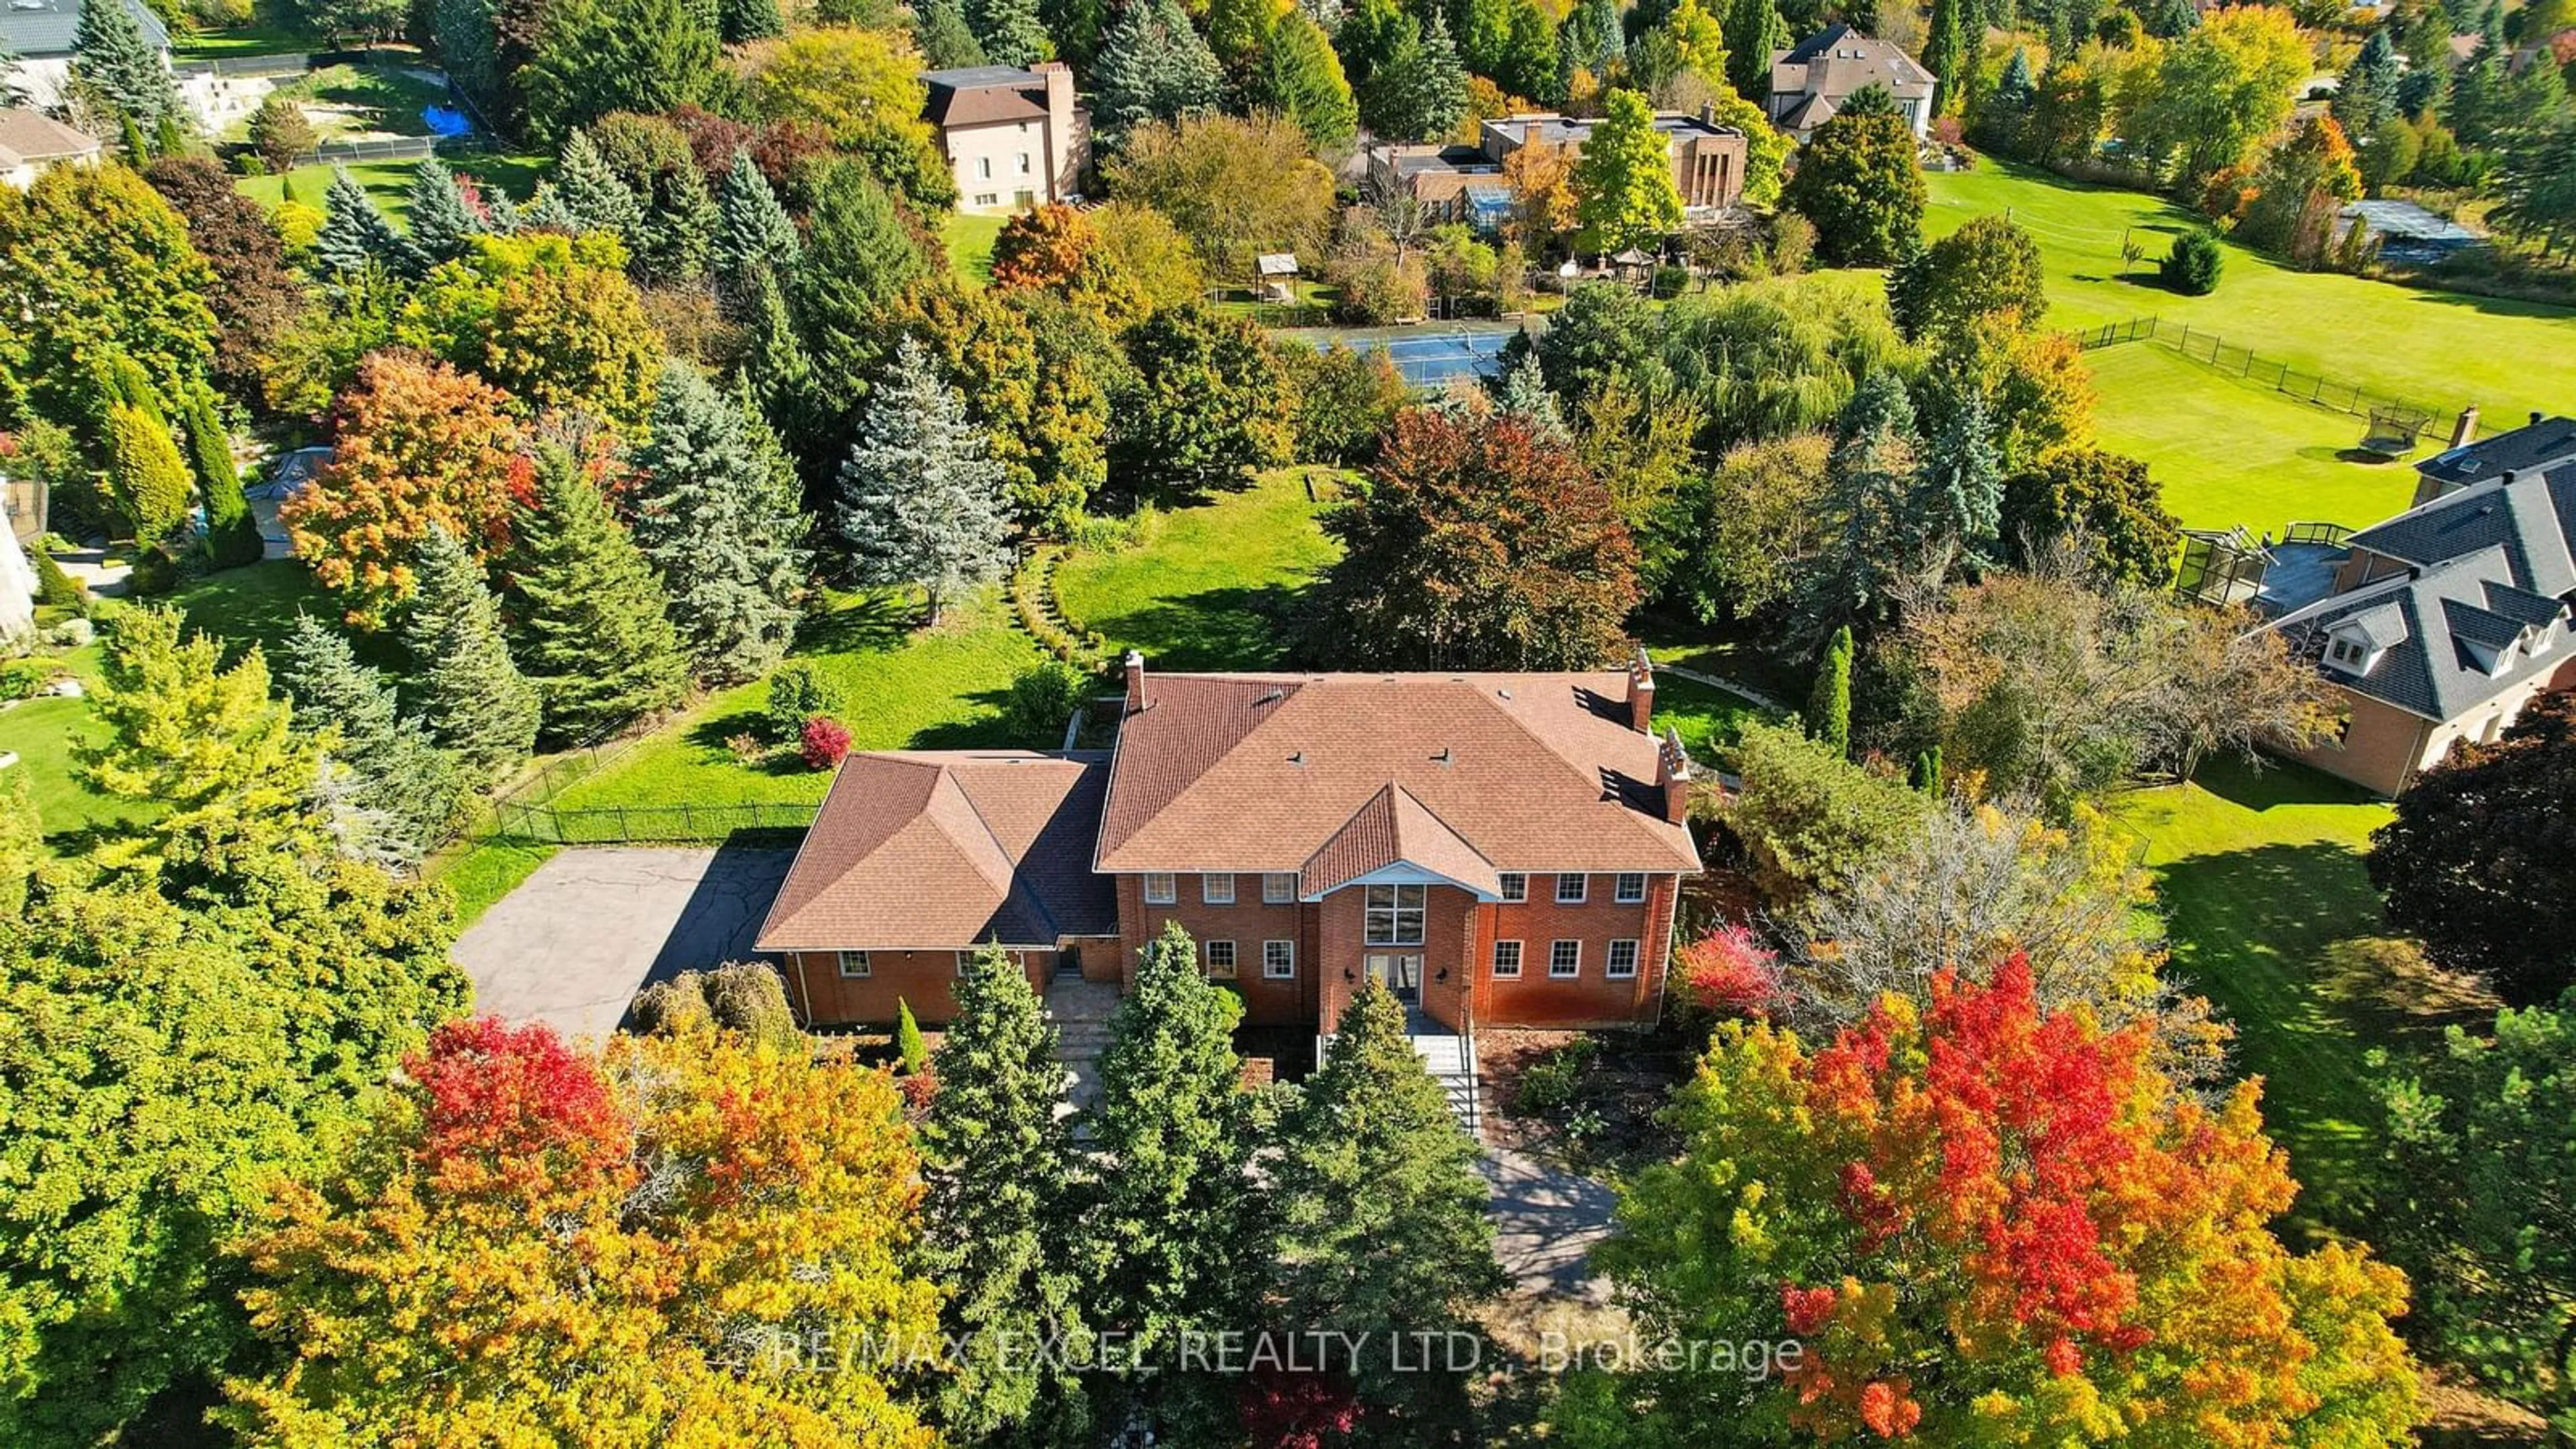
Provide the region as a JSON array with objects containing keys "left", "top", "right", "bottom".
[
  {"left": 2072, "top": 315, "right": 2458, "bottom": 429},
  {"left": 2072, "top": 316, "right": 2161, "bottom": 349},
  {"left": 477, "top": 798, "right": 820, "bottom": 846}
]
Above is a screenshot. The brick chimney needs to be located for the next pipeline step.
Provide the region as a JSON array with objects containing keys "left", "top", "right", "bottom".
[
  {"left": 1656, "top": 725, "right": 1691, "bottom": 824},
  {"left": 1699, "top": 100, "right": 1716, "bottom": 124},
  {"left": 1033, "top": 60, "right": 1075, "bottom": 194},
  {"left": 1625, "top": 645, "right": 1655, "bottom": 733},
  {"left": 2450, "top": 405, "right": 2479, "bottom": 449},
  {"left": 1124, "top": 649, "right": 1146, "bottom": 712}
]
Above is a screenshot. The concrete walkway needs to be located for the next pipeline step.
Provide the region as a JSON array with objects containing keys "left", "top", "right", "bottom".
[
  {"left": 452, "top": 845, "right": 793, "bottom": 1041},
  {"left": 1479, "top": 1144, "right": 1619, "bottom": 1302},
  {"left": 1044, "top": 975, "right": 1122, "bottom": 1115}
]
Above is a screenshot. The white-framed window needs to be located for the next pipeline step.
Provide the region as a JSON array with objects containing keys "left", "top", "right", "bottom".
[
  {"left": 1205, "top": 939, "right": 1238, "bottom": 979},
  {"left": 1614, "top": 872, "right": 1647, "bottom": 904},
  {"left": 836, "top": 949, "right": 871, "bottom": 978},
  {"left": 977, "top": 156, "right": 993, "bottom": 178},
  {"left": 1549, "top": 940, "right": 1581, "bottom": 977},
  {"left": 2328, "top": 637, "right": 2365, "bottom": 667},
  {"left": 1491, "top": 940, "right": 1523, "bottom": 978},
  {"left": 1364, "top": 883, "right": 1426, "bottom": 945},
  {"left": 1263, "top": 939, "right": 1295, "bottom": 978},
  {"left": 1203, "top": 873, "right": 1235, "bottom": 904},
  {"left": 973, "top": 191, "right": 1000, "bottom": 207},
  {"left": 1606, "top": 939, "right": 1640, "bottom": 979},
  {"left": 1263, "top": 872, "right": 1297, "bottom": 904},
  {"left": 1555, "top": 873, "right": 1588, "bottom": 904},
  {"left": 955, "top": 950, "right": 975, "bottom": 976},
  {"left": 1143, "top": 872, "right": 1176, "bottom": 904},
  {"left": 1499, "top": 872, "right": 1527, "bottom": 902}
]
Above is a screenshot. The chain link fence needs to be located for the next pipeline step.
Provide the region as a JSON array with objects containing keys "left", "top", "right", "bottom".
[{"left": 2072, "top": 315, "right": 2457, "bottom": 429}]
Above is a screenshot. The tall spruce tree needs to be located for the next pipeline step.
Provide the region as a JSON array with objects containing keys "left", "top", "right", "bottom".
[
  {"left": 1922, "top": 0, "right": 1972, "bottom": 116},
  {"left": 1258, "top": 9, "right": 1359, "bottom": 152},
  {"left": 402, "top": 525, "right": 541, "bottom": 774},
  {"left": 552, "top": 129, "right": 647, "bottom": 250},
  {"left": 714, "top": 149, "right": 801, "bottom": 282},
  {"left": 916, "top": 0, "right": 989, "bottom": 66},
  {"left": 277, "top": 612, "right": 470, "bottom": 861},
  {"left": 2334, "top": 28, "right": 2402, "bottom": 138},
  {"left": 1264, "top": 981, "right": 1506, "bottom": 1430},
  {"left": 629, "top": 361, "right": 808, "bottom": 685},
  {"left": 70, "top": 0, "right": 176, "bottom": 127},
  {"left": 1081, "top": 922, "right": 1254, "bottom": 1364},
  {"left": 315, "top": 165, "right": 421, "bottom": 278},
  {"left": 1092, "top": 0, "right": 1226, "bottom": 140},
  {"left": 793, "top": 160, "right": 928, "bottom": 443},
  {"left": 834, "top": 337, "right": 1014, "bottom": 627},
  {"left": 179, "top": 389, "right": 262, "bottom": 568},
  {"left": 1362, "top": 9, "right": 1470, "bottom": 142},
  {"left": 1805, "top": 623, "right": 1853, "bottom": 757},
  {"left": 920, "top": 944, "right": 1092, "bottom": 1443},
  {"left": 1915, "top": 383, "right": 2002, "bottom": 570},
  {"left": 741, "top": 262, "right": 830, "bottom": 485},
  {"left": 1799, "top": 368, "right": 1923, "bottom": 637},
  {"left": 405, "top": 158, "right": 485, "bottom": 266},
  {"left": 506, "top": 443, "right": 690, "bottom": 742},
  {"left": 967, "top": 0, "right": 1053, "bottom": 66}
]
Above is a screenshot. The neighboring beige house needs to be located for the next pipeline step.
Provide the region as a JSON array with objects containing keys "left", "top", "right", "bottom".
[
  {"left": 1367, "top": 107, "right": 1750, "bottom": 229},
  {"left": 2262, "top": 413, "right": 2576, "bottom": 796},
  {"left": 922, "top": 62, "right": 1088, "bottom": 214},
  {"left": 0, "top": 0, "right": 170, "bottom": 113},
  {"left": 1767, "top": 25, "right": 1936, "bottom": 141},
  {"left": 0, "top": 106, "right": 101, "bottom": 189}
]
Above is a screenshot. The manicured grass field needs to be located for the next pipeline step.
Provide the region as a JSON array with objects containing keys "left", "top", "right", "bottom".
[
  {"left": 169, "top": 21, "right": 312, "bottom": 59},
  {"left": 943, "top": 212, "right": 1006, "bottom": 288},
  {"left": 1925, "top": 160, "right": 2576, "bottom": 421},
  {"left": 2088, "top": 343, "right": 2428, "bottom": 534},
  {"left": 0, "top": 643, "right": 155, "bottom": 845},
  {"left": 1055, "top": 468, "right": 1342, "bottom": 668},
  {"left": 237, "top": 152, "right": 547, "bottom": 223},
  {"left": 2107, "top": 760, "right": 2491, "bottom": 1242}
]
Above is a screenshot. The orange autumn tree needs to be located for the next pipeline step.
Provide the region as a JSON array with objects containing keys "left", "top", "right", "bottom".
[
  {"left": 1591, "top": 957, "right": 2420, "bottom": 1445},
  {"left": 989, "top": 202, "right": 1101, "bottom": 291},
  {"left": 281, "top": 352, "right": 526, "bottom": 629},
  {"left": 221, "top": 1018, "right": 943, "bottom": 1446}
]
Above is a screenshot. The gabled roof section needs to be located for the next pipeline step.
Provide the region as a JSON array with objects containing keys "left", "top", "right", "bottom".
[
  {"left": 1770, "top": 25, "right": 1936, "bottom": 99},
  {"left": 2414, "top": 415, "right": 2576, "bottom": 490},
  {"left": 2272, "top": 545, "right": 2571, "bottom": 721},
  {"left": 758, "top": 751, "right": 1115, "bottom": 951},
  {"left": 1094, "top": 671, "right": 1699, "bottom": 875},
  {"left": 0, "top": 0, "right": 166, "bottom": 57},
  {"left": 1301, "top": 784, "right": 1504, "bottom": 899},
  {"left": 2345, "top": 469, "right": 2576, "bottom": 599},
  {"left": 922, "top": 64, "right": 1055, "bottom": 126}
]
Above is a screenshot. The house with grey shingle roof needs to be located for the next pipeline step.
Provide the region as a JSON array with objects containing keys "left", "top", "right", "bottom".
[
  {"left": 1766, "top": 25, "right": 1935, "bottom": 142},
  {"left": 2261, "top": 414, "right": 2576, "bottom": 794},
  {"left": 0, "top": 0, "right": 170, "bottom": 114}
]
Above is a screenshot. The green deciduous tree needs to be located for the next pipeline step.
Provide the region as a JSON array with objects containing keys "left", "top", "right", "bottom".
[
  {"left": 1886, "top": 213, "right": 2046, "bottom": 340},
  {"left": 506, "top": 444, "right": 690, "bottom": 743},
  {"left": 629, "top": 361, "right": 808, "bottom": 684},
  {"left": 400, "top": 231, "right": 664, "bottom": 433},
  {"left": 834, "top": 336, "right": 1015, "bottom": 627},
  {"left": 247, "top": 92, "right": 317, "bottom": 171},
  {"left": 0, "top": 163, "right": 216, "bottom": 427},
  {"left": 2129, "top": 2, "right": 2308, "bottom": 189},
  {"left": 920, "top": 945, "right": 1091, "bottom": 1441},
  {"left": 405, "top": 525, "right": 543, "bottom": 775},
  {"left": 1106, "top": 110, "right": 1338, "bottom": 280},
  {"left": 1110, "top": 302, "right": 1293, "bottom": 500},
  {"left": 1573, "top": 88, "right": 1686, "bottom": 253},
  {"left": 2001, "top": 445, "right": 2180, "bottom": 586},
  {"left": 1782, "top": 83, "right": 1925, "bottom": 266}
]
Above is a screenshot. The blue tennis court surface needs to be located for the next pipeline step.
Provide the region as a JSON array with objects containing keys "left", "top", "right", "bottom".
[{"left": 1306, "top": 329, "right": 1515, "bottom": 388}]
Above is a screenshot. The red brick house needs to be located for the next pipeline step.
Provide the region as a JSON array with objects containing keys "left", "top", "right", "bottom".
[{"left": 757, "top": 651, "right": 1703, "bottom": 1036}]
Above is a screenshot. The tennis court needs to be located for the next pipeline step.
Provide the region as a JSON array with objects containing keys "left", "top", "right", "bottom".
[{"left": 1297, "top": 327, "right": 1518, "bottom": 388}]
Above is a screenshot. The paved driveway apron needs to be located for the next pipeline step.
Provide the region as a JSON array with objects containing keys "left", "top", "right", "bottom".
[{"left": 452, "top": 846, "right": 794, "bottom": 1041}]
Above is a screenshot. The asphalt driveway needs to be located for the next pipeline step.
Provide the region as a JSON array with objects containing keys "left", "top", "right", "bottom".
[{"left": 452, "top": 845, "right": 795, "bottom": 1041}]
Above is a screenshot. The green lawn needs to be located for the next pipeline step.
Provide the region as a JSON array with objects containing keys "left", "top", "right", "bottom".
[
  {"left": 220, "top": 63, "right": 453, "bottom": 144},
  {"left": 943, "top": 212, "right": 1006, "bottom": 288},
  {"left": 169, "top": 20, "right": 312, "bottom": 59},
  {"left": 2088, "top": 343, "right": 2428, "bottom": 535},
  {"left": 2106, "top": 760, "right": 2496, "bottom": 1242},
  {"left": 433, "top": 840, "right": 559, "bottom": 930},
  {"left": 237, "top": 152, "right": 546, "bottom": 224},
  {"left": 551, "top": 587, "right": 1050, "bottom": 812},
  {"left": 1055, "top": 468, "right": 1341, "bottom": 669},
  {"left": 1925, "top": 160, "right": 2576, "bottom": 421},
  {"left": 0, "top": 645, "right": 154, "bottom": 845}
]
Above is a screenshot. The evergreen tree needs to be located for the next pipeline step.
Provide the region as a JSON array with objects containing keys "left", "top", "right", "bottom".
[
  {"left": 101, "top": 401, "right": 191, "bottom": 549},
  {"left": 1572, "top": 87, "right": 1684, "bottom": 252},
  {"left": 1092, "top": 0, "right": 1226, "bottom": 140},
  {"left": 835, "top": 337, "right": 1014, "bottom": 627},
  {"left": 1555, "top": 0, "right": 1623, "bottom": 93},
  {"left": 71, "top": 0, "right": 176, "bottom": 127},
  {"left": 1915, "top": 382, "right": 2002, "bottom": 569},
  {"left": 1975, "top": 46, "right": 2035, "bottom": 153},
  {"left": 1265, "top": 981, "right": 1506, "bottom": 1429},
  {"left": 1495, "top": 0, "right": 1559, "bottom": 101},
  {"left": 630, "top": 360, "right": 808, "bottom": 685},
  {"left": 315, "top": 165, "right": 421, "bottom": 278},
  {"left": 1923, "top": 0, "right": 1972, "bottom": 116},
  {"left": 1361, "top": 9, "right": 1469, "bottom": 142},
  {"left": 406, "top": 159, "right": 485, "bottom": 266},
  {"left": 1257, "top": 9, "right": 1359, "bottom": 151},
  {"left": 553, "top": 129, "right": 647, "bottom": 249},
  {"left": 180, "top": 389, "right": 262, "bottom": 569},
  {"left": 506, "top": 443, "right": 690, "bottom": 742},
  {"left": 916, "top": 0, "right": 989, "bottom": 66},
  {"left": 714, "top": 148, "right": 801, "bottom": 282},
  {"left": 641, "top": 162, "right": 718, "bottom": 282},
  {"left": 720, "top": 0, "right": 784, "bottom": 41},
  {"left": 0, "top": 32, "right": 28, "bottom": 110},
  {"left": 277, "top": 612, "right": 470, "bottom": 861},
  {"left": 1911, "top": 743, "right": 1943, "bottom": 794},
  {"left": 516, "top": 180, "right": 580, "bottom": 233},
  {"left": 1720, "top": 0, "right": 1788, "bottom": 102},
  {"left": 920, "top": 944, "right": 1091, "bottom": 1442},
  {"left": 742, "top": 262, "right": 830, "bottom": 484},
  {"left": 1805, "top": 623, "right": 1853, "bottom": 756},
  {"left": 402, "top": 525, "right": 541, "bottom": 774},
  {"left": 968, "top": 0, "right": 1053, "bottom": 65},
  {"left": 118, "top": 112, "right": 151, "bottom": 166},
  {"left": 2334, "top": 28, "right": 2401, "bottom": 138},
  {"left": 1081, "top": 922, "right": 1254, "bottom": 1363},
  {"left": 1799, "top": 368, "right": 1923, "bottom": 635},
  {"left": 1493, "top": 352, "right": 1568, "bottom": 439},
  {"left": 793, "top": 160, "right": 928, "bottom": 443}
]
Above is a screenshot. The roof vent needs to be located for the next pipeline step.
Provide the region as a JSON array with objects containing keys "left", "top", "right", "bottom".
[
  {"left": 1253, "top": 688, "right": 1284, "bottom": 706},
  {"left": 1288, "top": 750, "right": 1305, "bottom": 766},
  {"left": 1434, "top": 747, "right": 1454, "bottom": 765},
  {"left": 1495, "top": 688, "right": 1512, "bottom": 700}
]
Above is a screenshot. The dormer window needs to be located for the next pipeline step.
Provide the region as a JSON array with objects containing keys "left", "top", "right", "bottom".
[{"left": 2326, "top": 637, "right": 2368, "bottom": 669}]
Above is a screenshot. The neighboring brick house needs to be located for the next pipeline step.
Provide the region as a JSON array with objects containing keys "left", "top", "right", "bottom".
[
  {"left": 758, "top": 653, "right": 1703, "bottom": 1034},
  {"left": 1766, "top": 25, "right": 1936, "bottom": 141},
  {"left": 922, "top": 62, "right": 1089, "bottom": 214},
  {"left": 1366, "top": 108, "right": 1749, "bottom": 228},
  {"left": 2262, "top": 413, "right": 2576, "bottom": 796}
]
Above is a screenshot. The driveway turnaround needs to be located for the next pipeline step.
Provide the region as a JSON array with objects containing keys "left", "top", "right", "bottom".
[{"left": 452, "top": 845, "right": 795, "bottom": 1042}]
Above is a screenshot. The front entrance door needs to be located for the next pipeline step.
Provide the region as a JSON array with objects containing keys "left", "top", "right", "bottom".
[{"left": 1364, "top": 953, "right": 1423, "bottom": 1004}]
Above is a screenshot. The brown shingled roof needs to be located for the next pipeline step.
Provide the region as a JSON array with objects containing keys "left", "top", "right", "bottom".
[
  {"left": 1094, "top": 672, "right": 1699, "bottom": 877},
  {"left": 1301, "top": 783, "right": 1504, "bottom": 898},
  {"left": 757, "top": 751, "right": 1116, "bottom": 951}
]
